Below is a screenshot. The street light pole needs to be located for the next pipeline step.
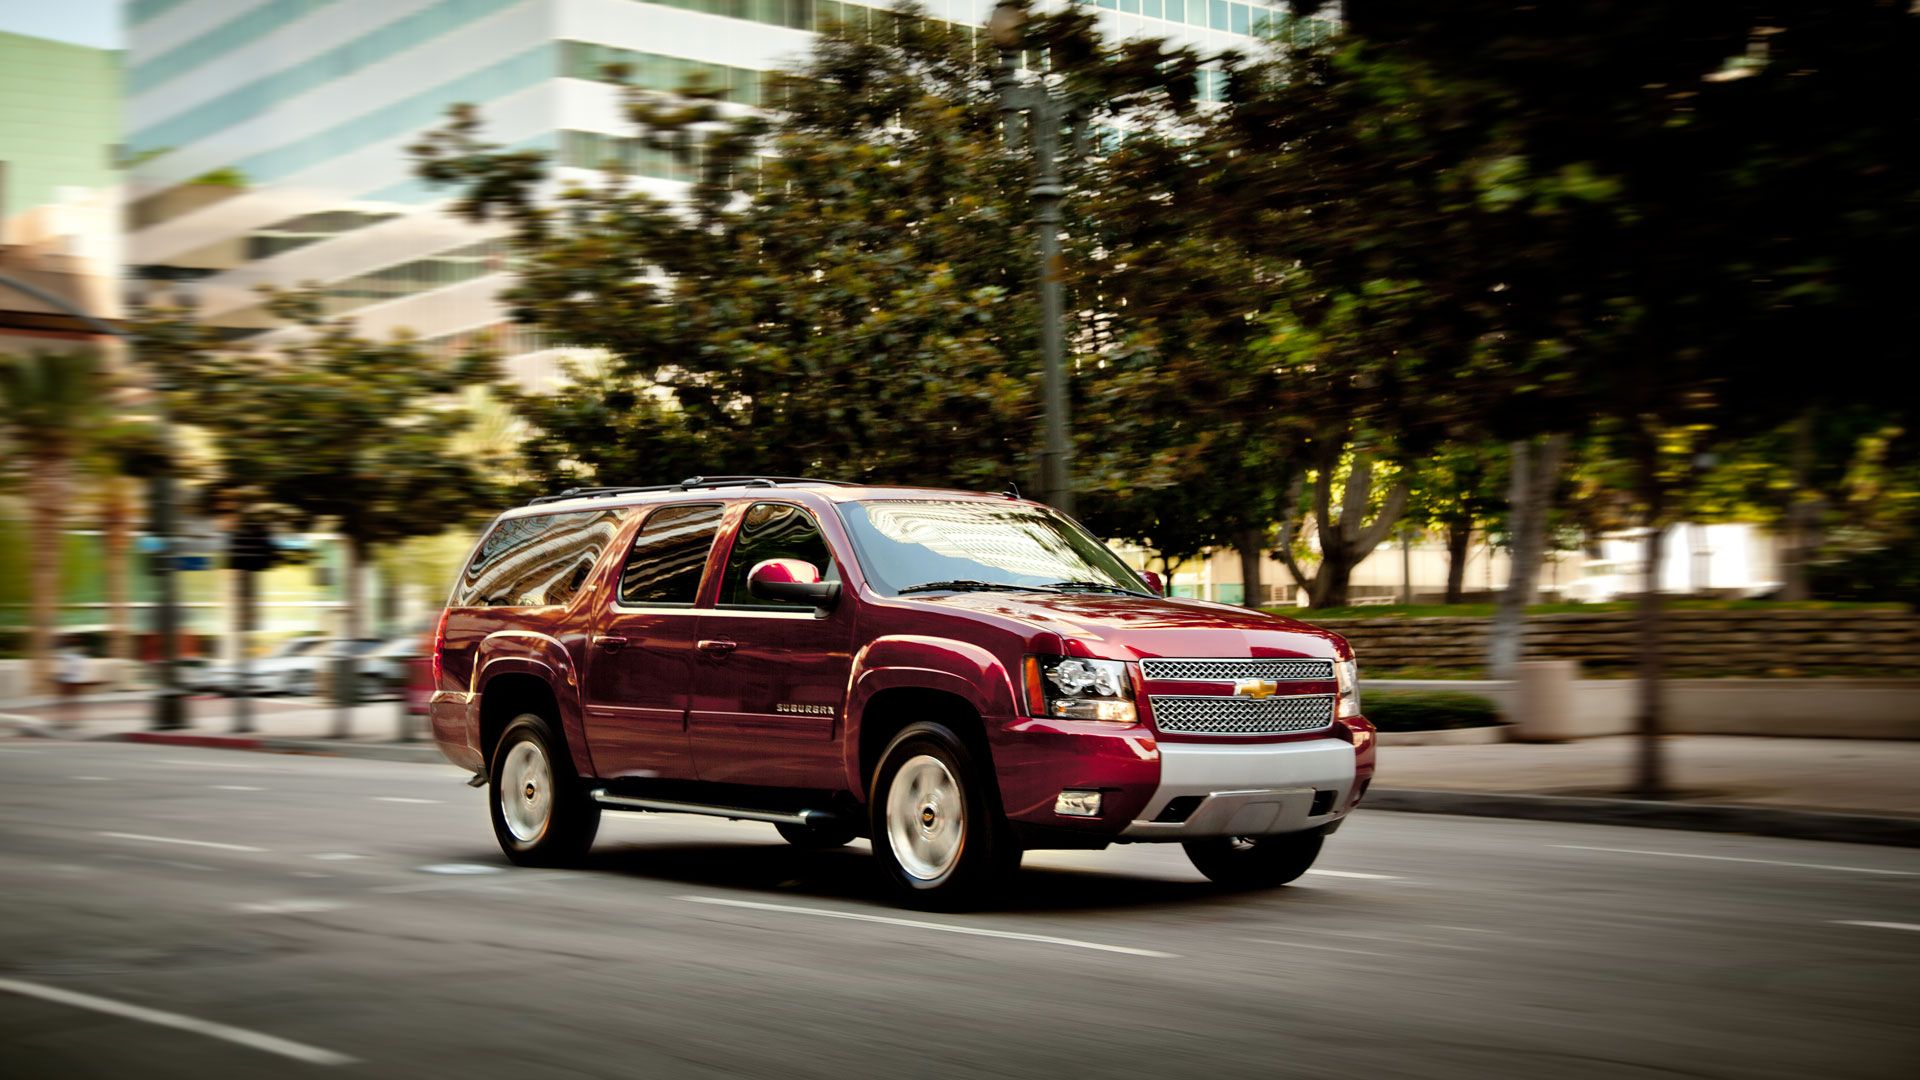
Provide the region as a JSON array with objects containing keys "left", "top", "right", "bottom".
[
  {"left": 990, "top": 1, "right": 1081, "bottom": 515},
  {"left": 0, "top": 272, "right": 186, "bottom": 729}
]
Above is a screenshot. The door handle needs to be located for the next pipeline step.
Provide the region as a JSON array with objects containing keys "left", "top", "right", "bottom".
[
  {"left": 592, "top": 635, "right": 629, "bottom": 652},
  {"left": 696, "top": 638, "right": 737, "bottom": 657}
]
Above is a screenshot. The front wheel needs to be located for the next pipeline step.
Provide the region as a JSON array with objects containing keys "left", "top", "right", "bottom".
[
  {"left": 1183, "top": 830, "right": 1324, "bottom": 889},
  {"left": 869, "top": 722, "right": 1015, "bottom": 909},
  {"left": 488, "top": 713, "right": 600, "bottom": 867}
]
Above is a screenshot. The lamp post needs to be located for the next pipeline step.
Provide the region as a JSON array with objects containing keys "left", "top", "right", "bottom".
[
  {"left": 0, "top": 272, "right": 186, "bottom": 729},
  {"left": 988, "top": 0, "right": 1085, "bottom": 515}
]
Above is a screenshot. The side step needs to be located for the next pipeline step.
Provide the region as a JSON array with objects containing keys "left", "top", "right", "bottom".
[{"left": 589, "top": 789, "right": 837, "bottom": 828}]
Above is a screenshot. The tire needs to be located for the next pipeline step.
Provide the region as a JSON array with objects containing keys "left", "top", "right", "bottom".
[
  {"left": 1183, "top": 829, "right": 1325, "bottom": 889},
  {"left": 488, "top": 713, "right": 600, "bottom": 867},
  {"left": 868, "top": 721, "right": 1015, "bottom": 909},
  {"left": 774, "top": 820, "right": 858, "bottom": 848}
]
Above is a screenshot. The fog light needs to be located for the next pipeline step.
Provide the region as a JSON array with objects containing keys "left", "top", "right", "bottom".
[{"left": 1054, "top": 790, "right": 1102, "bottom": 817}]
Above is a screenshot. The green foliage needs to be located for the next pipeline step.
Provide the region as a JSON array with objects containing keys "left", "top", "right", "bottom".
[
  {"left": 134, "top": 296, "right": 512, "bottom": 555},
  {"left": 1362, "top": 690, "right": 1503, "bottom": 731}
]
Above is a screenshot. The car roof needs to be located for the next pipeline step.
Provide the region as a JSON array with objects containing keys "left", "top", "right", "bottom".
[{"left": 495, "top": 483, "right": 1035, "bottom": 521}]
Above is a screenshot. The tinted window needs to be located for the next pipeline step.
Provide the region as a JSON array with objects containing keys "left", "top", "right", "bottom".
[
  {"left": 456, "top": 510, "right": 626, "bottom": 607},
  {"left": 718, "top": 502, "right": 839, "bottom": 608},
  {"left": 619, "top": 503, "right": 724, "bottom": 605}
]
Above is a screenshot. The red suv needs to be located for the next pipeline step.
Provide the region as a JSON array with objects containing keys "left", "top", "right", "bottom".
[{"left": 430, "top": 477, "right": 1375, "bottom": 906}]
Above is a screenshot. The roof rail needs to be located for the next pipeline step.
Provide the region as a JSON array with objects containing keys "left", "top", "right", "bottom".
[{"left": 525, "top": 476, "right": 854, "bottom": 506}]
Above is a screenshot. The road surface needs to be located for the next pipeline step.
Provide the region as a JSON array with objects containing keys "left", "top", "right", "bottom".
[{"left": 0, "top": 740, "right": 1913, "bottom": 1078}]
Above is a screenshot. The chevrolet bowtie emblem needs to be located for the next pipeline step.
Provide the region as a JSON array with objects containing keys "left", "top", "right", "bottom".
[{"left": 1234, "top": 678, "right": 1281, "bottom": 699}]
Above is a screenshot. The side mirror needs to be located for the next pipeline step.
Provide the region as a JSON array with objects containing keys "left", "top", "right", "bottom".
[
  {"left": 1139, "top": 569, "right": 1165, "bottom": 597},
  {"left": 747, "top": 558, "right": 840, "bottom": 608}
]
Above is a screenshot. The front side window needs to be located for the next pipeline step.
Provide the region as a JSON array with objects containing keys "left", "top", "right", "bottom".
[
  {"left": 836, "top": 500, "right": 1147, "bottom": 596},
  {"left": 618, "top": 503, "right": 724, "bottom": 605},
  {"left": 718, "top": 502, "right": 839, "bottom": 608}
]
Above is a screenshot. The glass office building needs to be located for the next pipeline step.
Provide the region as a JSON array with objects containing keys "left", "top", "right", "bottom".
[{"left": 126, "top": 0, "right": 1304, "bottom": 383}]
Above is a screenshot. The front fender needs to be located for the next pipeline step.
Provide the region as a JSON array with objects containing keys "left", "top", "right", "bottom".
[
  {"left": 474, "top": 631, "right": 594, "bottom": 778},
  {"left": 843, "top": 635, "right": 1021, "bottom": 796}
]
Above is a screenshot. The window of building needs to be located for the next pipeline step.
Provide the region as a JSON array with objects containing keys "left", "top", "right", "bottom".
[
  {"left": 457, "top": 510, "right": 627, "bottom": 607},
  {"left": 717, "top": 503, "right": 839, "bottom": 608},
  {"left": 618, "top": 503, "right": 725, "bottom": 605}
]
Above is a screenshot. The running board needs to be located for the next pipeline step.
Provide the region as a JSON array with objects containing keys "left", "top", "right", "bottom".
[{"left": 589, "top": 789, "right": 836, "bottom": 828}]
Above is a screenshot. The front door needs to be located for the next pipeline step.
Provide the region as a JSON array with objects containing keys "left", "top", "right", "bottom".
[
  {"left": 581, "top": 502, "right": 726, "bottom": 782},
  {"left": 689, "top": 501, "right": 855, "bottom": 790}
]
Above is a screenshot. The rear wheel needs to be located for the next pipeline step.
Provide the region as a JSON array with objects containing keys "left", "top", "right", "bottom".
[
  {"left": 488, "top": 713, "right": 599, "bottom": 867},
  {"left": 1183, "top": 830, "right": 1324, "bottom": 889},
  {"left": 869, "top": 722, "right": 1014, "bottom": 909},
  {"left": 774, "top": 820, "right": 858, "bottom": 848}
]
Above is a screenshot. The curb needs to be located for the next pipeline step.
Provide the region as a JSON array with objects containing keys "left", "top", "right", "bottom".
[
  {"left": 112, "top": 731, "right": 448, "bottom": 766},
  {"left": 1366, "top": 788, "right": 1920, "bottom": 848}
]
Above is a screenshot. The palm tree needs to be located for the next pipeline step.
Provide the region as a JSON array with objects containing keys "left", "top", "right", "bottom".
[{"left": 0, "top": 350, "right": 105, "bottom": 693}]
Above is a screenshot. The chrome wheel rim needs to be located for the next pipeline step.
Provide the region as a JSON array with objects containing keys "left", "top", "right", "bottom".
[
  {"left": 886, "top": 754, "right": 965, "bottom": 882},
  {"left": 498, "top": 740, "right": 553, "bottom": 844}
]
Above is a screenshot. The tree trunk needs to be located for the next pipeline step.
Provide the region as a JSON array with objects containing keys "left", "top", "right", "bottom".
[
  {"left": 1293, "top": 451, "right": 1409, "bottom": 609},
  {"left": 232, "top": 567, "right": 255, "bottom": 734},
  {"left": 1399, "top": 531, "right": 1413, "bottom": 604},
  {"left": 1633, "top": 522, "right": 1669, "bottom": 798},
  {"left": 25, "top": 459, "right": 69, "bottom": 695},
  {"left": 1488, "top": 435, "right": 1566, "bottom": 679},
  {"left": 1235, "top": 528, "right": 1265, "bottom": 609},
  {"left": 1444, "top": 518, "right": 1471, "bottom": 604},
  {"left": 103, "top": 475, "right": 134, "bottom": 663},
  {"left": 332, "top": 537, "right": 365, "bottom": 738},
  {"left": 1781, "top": 408, "right": 1816, "bottom": 601}
]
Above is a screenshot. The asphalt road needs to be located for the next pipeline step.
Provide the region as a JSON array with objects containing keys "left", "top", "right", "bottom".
[{"left": 0, "top": 741, "right": 1914, "bottom": 1079}]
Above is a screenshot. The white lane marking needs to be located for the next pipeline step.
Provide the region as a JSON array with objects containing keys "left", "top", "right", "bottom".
[
  {"left": 1305, "top": 869, "right": 1400, "bottom": 880},
  {"left": 73, "top": 775, "right": 112, "bottom": 781},
  {"left": 1250, "top": 938, "right": 1394, "bottom": 958},
  {"left": 1553, "top": 844, "right": 1920, "bottom": 877},
  {"left": 97, "top": 832, "right": 264, "bottom": 854},
  {"left": 680, "top": 896, "right": 1177, "bottom": 958},
  {"left": 214, "top": 785, "right": 265, "bottom": 792},
  {"left": 158, "top": 758, "right": 268, "bottom": 769},
  {"left": 0, "top": 977, "right": 357, "bottom": 1067},
  {"left": 373, "top": 797, "right": 440, "bottom": 804},
  {"left": 309, "top": 853, "right": 368, "bottom": 861},
  {"left": 235, "top": 899, "right": 351, "bottom": 915},
  {"left": 419, "top": 863, "right": 501, "bottom": 875},
  {"left": 1834, "top": 920, "right": 1920, "bottom": 933}
]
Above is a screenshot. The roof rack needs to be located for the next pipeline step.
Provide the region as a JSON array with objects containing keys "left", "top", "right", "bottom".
[{"left": 526, "top": 476, "right": 854, "bottom": 506}]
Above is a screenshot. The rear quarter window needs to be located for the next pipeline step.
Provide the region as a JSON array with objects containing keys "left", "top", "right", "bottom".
[{"left": 454, "top": 509, "right": 627, "bottom": 607}]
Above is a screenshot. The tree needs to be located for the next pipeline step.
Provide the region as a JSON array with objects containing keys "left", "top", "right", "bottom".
[
  {"left": 137, "top": 294, "right": 512, "bottom": 734},
  {"left": 1, "top": 350, "right": 105, "bottom": 693},
  {"left": 1409, "top": 442, "right": 1507, "bottom": 604}
]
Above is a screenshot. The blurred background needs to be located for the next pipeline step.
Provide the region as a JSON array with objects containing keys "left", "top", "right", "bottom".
[{"left": 0, "top": 1, "right": 1915, "bottom": 1076}]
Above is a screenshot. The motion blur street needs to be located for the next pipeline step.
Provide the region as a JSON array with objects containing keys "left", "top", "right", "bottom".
[{"left": 2, "top": 739, "right": 1914, "bottom": 1079}]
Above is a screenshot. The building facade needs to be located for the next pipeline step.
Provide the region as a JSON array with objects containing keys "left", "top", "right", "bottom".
[{"left": 124, "top": 0, "right": 1306, "bottom": 384}]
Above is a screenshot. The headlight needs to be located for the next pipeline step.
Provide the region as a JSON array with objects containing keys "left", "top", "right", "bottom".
[
  {"left": 1024, "top": 655, "right": 1137, "bottom": 724},
  {"left": 1335, "top": 658, "right": 1360, "bottom": 718}
]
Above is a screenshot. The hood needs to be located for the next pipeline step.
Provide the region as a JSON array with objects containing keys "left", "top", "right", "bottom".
[{"left": 905, "top": 591, "right": 1348, "bottom": 660}]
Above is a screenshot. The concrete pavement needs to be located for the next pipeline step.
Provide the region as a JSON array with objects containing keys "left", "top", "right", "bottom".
[{"left": 1, "top": 739, "right": 1916, "bottom": 1078}]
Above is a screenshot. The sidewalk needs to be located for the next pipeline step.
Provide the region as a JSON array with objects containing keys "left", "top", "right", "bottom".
[
  {"left": 1, "top": 692, "right": 429, "bottom": 750},
  {"left": 1379, "top": 735, "right": 1920, "bottom": 818}
]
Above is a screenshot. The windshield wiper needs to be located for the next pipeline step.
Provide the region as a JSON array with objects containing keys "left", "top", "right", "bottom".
[
  {"left": 1040, "top": 580, "right": 1150, "bottom": 597},
  {"left": 897, "top": 580, "right": 1038, "bottom": 594}
]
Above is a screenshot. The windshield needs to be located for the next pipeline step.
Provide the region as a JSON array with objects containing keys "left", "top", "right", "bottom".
[
  {"left": 836, "top": 500, "right": 1147, "bottom": 596},
  {"left": 271, "top": 639, "right": 322, "bottom": 658}
]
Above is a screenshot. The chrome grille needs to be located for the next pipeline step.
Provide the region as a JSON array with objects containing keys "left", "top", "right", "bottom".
[
  {"left": 1150, "top": 694, "right": 1335, "bottom": 736},
  {"left": 1140, "top": 657, "right": 1333, "bottom": 682}
]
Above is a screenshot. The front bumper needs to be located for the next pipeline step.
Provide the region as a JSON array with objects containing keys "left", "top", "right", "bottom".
[{"left": 1120, "top": 737, "right": 1357, "bottom": 839}]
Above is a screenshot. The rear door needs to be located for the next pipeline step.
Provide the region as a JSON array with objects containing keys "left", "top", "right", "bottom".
[
  {"left": 580, "top": 502, "right": 726, "bottom": 782},
  {"left": 689, "top": 501, "right": 856, "bottom": 790}
]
